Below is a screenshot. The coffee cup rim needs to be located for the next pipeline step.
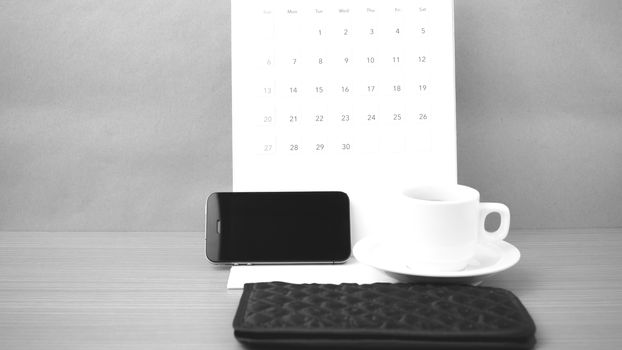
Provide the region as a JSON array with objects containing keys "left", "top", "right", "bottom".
[{"left": 402, "top": 184, "right": 479, "bottom": 204}]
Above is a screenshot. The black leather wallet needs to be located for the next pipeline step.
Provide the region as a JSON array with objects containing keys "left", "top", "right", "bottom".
[{"left": 233, "top": 282, "right": 536, "bottom": 349}]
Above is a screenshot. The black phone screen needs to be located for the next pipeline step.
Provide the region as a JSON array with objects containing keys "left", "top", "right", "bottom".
[{"left": 206, "top": 192, "right": 351, "bottom": 263}]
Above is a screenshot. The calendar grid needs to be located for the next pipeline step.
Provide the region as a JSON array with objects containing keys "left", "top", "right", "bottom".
[{"left": 232, "top": 0, "right": 457, "bottom": 242}]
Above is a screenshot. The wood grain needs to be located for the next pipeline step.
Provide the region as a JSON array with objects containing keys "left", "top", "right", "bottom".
[{"left": 1, "top": 229, "right": 621, "bottom": 349}]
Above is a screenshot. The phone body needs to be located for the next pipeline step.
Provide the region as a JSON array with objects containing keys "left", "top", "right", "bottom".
[{"left": 205, "top": 191, "right": 351, "bottom": 264}]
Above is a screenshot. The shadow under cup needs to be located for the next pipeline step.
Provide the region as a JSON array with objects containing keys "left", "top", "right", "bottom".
[{"left": 397, "top": 185, "right": 509, "bottom": 272}]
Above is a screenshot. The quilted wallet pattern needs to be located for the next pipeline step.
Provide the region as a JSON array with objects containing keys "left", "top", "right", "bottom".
[{"left": 233, "top": 282, "right": 536, "bottom": 349}]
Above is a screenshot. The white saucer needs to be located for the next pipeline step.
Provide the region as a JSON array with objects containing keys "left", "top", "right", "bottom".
[{"left": 353, "top": 236, "right": 521, "bottom": 285}]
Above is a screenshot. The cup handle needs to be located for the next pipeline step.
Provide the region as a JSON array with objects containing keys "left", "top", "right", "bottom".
[{"left": 479, "top": 202, "right": 510, "bottom": 241}]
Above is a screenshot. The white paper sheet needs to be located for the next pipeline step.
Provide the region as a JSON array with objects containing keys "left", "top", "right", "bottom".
[
  {"left": 227, "top": 259, "right": 397, "bottom": 289},
  {"left": 231, "top": 0, "right": 457, "bottom": 243}
]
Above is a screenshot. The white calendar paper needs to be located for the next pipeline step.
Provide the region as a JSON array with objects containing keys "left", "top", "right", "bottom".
[{"left": 231, "top": 0, "right": 457, "bottom": 244}]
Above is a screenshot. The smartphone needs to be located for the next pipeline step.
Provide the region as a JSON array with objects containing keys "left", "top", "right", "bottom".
[{"left": 205, "top": 191, "right": 351, "bottom": 264}]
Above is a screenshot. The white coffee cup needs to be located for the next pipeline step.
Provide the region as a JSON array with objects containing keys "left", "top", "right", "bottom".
[{"left": 396, "top": 184, "right": 510, "bottom": 272}]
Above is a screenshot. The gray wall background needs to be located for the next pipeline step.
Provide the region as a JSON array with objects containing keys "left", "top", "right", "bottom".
[{"left": 1, "top": 0, "right": 620, "bottom": 232}]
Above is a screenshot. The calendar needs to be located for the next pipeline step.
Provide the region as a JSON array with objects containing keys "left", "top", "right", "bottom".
[{"left": 231, "top": 0, "right": 457, "bottom": 243}]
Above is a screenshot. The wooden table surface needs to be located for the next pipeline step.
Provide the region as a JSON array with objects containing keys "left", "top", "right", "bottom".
[{"left": 1, "top": 229, "right": 621, "bottom": 349}]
